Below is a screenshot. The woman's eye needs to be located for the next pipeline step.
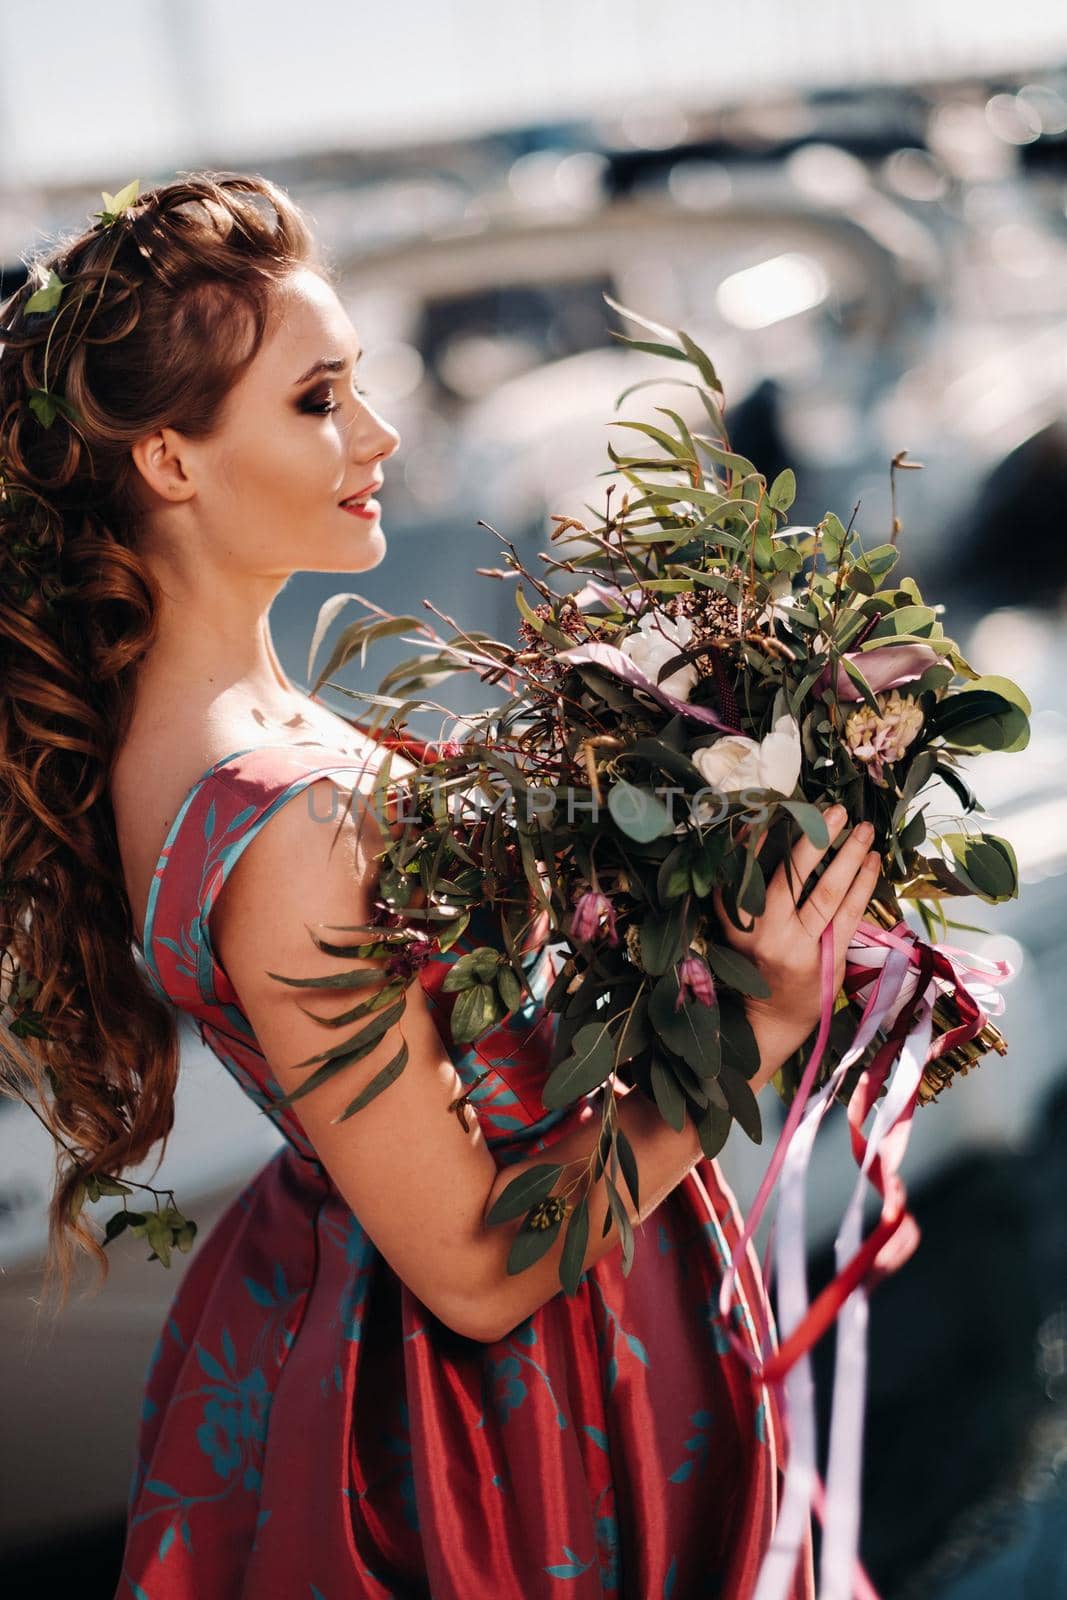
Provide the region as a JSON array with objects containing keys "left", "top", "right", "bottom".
[{"left": 300, "top": 384, "right": 369, "bottom": 415}]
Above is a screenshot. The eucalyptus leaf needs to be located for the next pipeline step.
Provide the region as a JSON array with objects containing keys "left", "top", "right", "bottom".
[
  {"left": 486, "top": 1162, "right": 564, "bottom": 1225},
  {"left": 559, "top": 1195, "right": 590, "bottom": 1297},
  {"left": 334, "top": 1042, "right": 409, "bottom": 1121},
  {"left": 706, "top": 944, "right": 771, "bottom": 999},
  {"left": 650, "top": 1056, "right": 687, "bottom": 1131},
  {"left": 507, "top": 1214, "right": 564, "bottom": 1274},
  {"left": 694, "top": 1098, "right": 732, "bottom": 1160},
  {"left": 608, "top": 779, "right": 674, "bottom": 843},
  {"left": 717, "top": 1062, "right": 762, "bottom": 1144},
  {"left": 648, "top": 972, "right": 721, "bottom": 1077},
  {"left": 542, "top": 1019, "right": 616, "bottom": 1109}
]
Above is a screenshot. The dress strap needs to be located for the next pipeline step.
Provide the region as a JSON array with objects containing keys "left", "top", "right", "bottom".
[{"left": 143, "top": 745, "right": 381, "bottom": 1020}]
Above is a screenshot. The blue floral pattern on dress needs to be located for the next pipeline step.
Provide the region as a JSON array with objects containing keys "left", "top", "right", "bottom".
[{"left": 120, "top": 745, "right": 807, "bottom": 1599}]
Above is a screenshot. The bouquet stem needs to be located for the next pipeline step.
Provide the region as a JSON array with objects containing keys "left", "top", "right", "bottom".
[{"left": 866, "top": 896, "right": 1007, "bottom": 1104}]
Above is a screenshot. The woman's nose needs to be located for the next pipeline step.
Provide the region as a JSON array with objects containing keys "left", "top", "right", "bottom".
[{"left": 353, "top": 398, "right": 400, "bottom": 462}]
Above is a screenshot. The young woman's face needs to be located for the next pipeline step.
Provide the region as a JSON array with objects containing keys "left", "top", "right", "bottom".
[{"left": 182, "top": 267, "right": 401, "bottom": 576}]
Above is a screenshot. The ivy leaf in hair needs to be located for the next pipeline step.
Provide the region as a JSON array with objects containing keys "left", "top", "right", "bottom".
[
  {"left": 25, "top": 269, "right": 66, "bottom": 315},
  {"left": 95, "top": 177, "right": 141, "bottom": 228},
  {"left": 26, "top": 389, "right": 79, "bottom": 429}
]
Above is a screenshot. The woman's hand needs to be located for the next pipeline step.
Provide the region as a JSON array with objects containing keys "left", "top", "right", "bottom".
[{"left": 714, "top": 806, "right": 882, "bottom": 1084}]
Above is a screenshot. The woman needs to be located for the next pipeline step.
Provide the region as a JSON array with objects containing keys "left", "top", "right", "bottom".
[{"left": 0, "top": 174, "right": 880, "bottom": 1598}]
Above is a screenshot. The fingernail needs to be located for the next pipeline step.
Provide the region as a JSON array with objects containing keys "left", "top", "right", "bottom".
[
  {"left": 827, "top": 805, "right": 846, "bottom": 824},
  {"left": 856, "top": 821, "right": 875, "bottom": 842}
]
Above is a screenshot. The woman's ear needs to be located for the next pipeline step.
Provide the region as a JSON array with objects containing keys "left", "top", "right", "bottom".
[{"left": 130, "top": 427, "right": 195, "bottom": 503}]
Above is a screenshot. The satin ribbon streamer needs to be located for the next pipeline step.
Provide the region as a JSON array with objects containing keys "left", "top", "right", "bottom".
[{"left": 715, "top": 917, "right": 1014, "bottom": 1599}]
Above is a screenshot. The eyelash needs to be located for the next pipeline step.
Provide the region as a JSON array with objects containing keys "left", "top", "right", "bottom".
[{"left": 302, "top": 385, "right": 369, "bottom": 416}]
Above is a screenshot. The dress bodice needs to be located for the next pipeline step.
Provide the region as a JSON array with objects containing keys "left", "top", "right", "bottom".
[{"left": 140, "top": 743, "right": 585, "bottom": 1166}]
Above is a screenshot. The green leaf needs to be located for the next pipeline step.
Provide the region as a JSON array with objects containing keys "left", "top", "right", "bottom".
[
  {"left": 605, "top": 1173, "right": 635, "bottom": 1274},
  {"left": 278, "top": 997, "right": 406, "bottom": 1104},
  {"left": 542, "top": 1019, "right": 616, "bottom": 1110},
  {"left": 820, "top": 513, "right": 851, "bottom": 563},
  {"left": 738, "top": 851, "right": 766, "bottom": 919},
  {"left": 333, "top": 1042, "right": 409, "bottom": 1121},
  {"left": 103, "top": 1210, "right": 133, "bottom": 1244},
  {"left": 610, "top": 418, "right": 690, "bottom": 462},
  {"left": 559, "top": 1195, "right": 590, "bottom": 1297},
  {"left": 690, "top": 831, "right": 727, "bottom": 900},
  {"left": 486, "top": 1163, "right": 564, "bottom": 1225},
  {"left": 615, "top": 992, "right": 650, "bottom": 1064},
  {"left": 717, "top": 1062, "right": 762, "bottom": 1144},
  {"left": 497, "top": 965, "right": 523, "bottom": 1012},
  {"left": 694, "top": 1098, "right": 732, "bottom": 1159},
  {"left": 450, "top": 981, "right": 505, "bottom": 1043},
  {"left": 96, "top": 178, "right": 141, "bottom": 225},
  {"left": 706, "top": 944, "right": 771, "bottom": 999},
  {"left": 723, "top": 1004, "right": 764, "bottom": 1081},
  {"left": 26, "top": 270, "right": 65, "bottom": 314},
  {"left": 854, "top": 543, "right": 900, "bottom": 582},
  {"left": 639, "top": 904, "right": 686, "bottom": 977},
  {"left": 768, "top": 468, "right": 796, "bottom": 512},
  {"left": 780, "top": 801, "right": 829, "bottom": 848},
  {"left": 868, "top": 605, "right": 938, "bottom": 640},
  {"left": 441, "top": 947, "right": 502, "bottom": 991},
  {"left": 941, "top": 833, "right": 1019, "bottom": 903},
  {"left": 507, "top": 1213, "right": 564, "bottom": 1274},
  {"left": 650, "top": 1057, "right": 687, "bottom": 1131},
  {"left": 615, "top": 1127, "right": 641, "bottom": 1213},
  {"left": 608, "top": 779, "right": 675, "bottom": 843},
  {"left": 837, "top": 653, "right": 881, "bottom": 714},
  {"left": 677, "top": 328, "right": 725, "bottom": 396},
  {"left": 657, "top": 843, "right": 692, "bottom": 903},
  {"left": 898, "top": 809, "right": 927, "bottom": 852},
  {"left": 28, "top": 389, "right": 58, "bottom": 428},
  {"left": 648, "top": 973, "right": 721, "bottom": 1077},
  {"left": 929, "top": 690, "right": 1030, "bottom": 754}
]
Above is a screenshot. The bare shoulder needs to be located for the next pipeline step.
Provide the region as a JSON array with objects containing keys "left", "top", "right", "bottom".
[
  {"left": 112, "top": 687, "right": 416, "bottom": 947},
  {"left": 207, "top": 736, "right": 416, "bottom": 1007}
]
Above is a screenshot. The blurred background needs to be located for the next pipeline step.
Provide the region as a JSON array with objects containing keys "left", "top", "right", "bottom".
[{"left": 3, "top": 2, "right": 1067, "bottom": 1594}]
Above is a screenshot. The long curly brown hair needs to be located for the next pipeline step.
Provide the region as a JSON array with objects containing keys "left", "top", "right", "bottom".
[{"left": 0, "top": 173, "right": 320, "bottom": 1294}]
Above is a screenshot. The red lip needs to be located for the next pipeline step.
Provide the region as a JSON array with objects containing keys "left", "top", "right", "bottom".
[{"left": 339, "top": 478, "right": 384, "bottom": 506}]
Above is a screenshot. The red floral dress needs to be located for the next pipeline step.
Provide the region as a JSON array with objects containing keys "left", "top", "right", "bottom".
[{"left": 119, "top": 743, "right": 814, "bottom": 1599}]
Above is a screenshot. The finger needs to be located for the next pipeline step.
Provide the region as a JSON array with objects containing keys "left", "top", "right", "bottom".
[
  {"left": 796, "top": 821, "right": 876, "bottom": 938},
  {"left": 769, "top": 804, "right": 849, "bottom": 916},
  {"left": 831, "top": 849, "right": 883, "bottom": 960}
]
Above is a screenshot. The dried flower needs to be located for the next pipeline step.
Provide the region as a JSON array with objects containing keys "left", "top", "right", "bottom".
[
  {"left": 571, "top": 889, "right": 619, "bottom": 946},
  {"left": 845, "top": 690, "right": 924, "bottom": 786},
  {"left": 676, "top": 955, "right": 716, "bottom": 1011},
  {"left": 384, "top": 937, "right": 440, "bottom": 979}
]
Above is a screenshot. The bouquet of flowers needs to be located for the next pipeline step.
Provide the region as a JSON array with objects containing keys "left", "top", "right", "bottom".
[
  {"left": 283, "top": 302, "right": 1026, "bottom": 1594},
  {"left": 294, "top": 298, "right": 1024, "bottom": 1262}
]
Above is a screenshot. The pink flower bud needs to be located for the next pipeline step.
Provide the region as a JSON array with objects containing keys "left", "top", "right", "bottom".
[
  {"left": 676, "top": 955, "right": 716, "bottom": 1010},
  {"left": 571, "top": 890, "right": 619, "bottom": 946}
]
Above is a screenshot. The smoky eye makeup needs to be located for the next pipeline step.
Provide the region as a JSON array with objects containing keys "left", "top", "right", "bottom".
[{"left": 297, "top": 380, "right": 370, "bottom": 417}]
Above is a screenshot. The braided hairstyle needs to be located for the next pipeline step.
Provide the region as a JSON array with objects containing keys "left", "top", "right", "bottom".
[{"left": 0, "top": 173, "right": 320, "bottom": 1295}]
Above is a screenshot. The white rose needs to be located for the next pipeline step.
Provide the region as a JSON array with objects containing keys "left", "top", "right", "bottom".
[
  {"left": 692, "top": 714, "right": 802, "bottom": 796},
  {"left": 619, "top": 611, "right": 698, "bottom": 702}
]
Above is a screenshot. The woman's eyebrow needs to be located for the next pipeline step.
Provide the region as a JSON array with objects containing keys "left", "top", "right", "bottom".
[{"left": 293, "top": 349, "right": 363, "bottom": 385}]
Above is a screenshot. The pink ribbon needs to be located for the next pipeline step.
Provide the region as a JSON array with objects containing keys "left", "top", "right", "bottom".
[{"left": 714, "top": 917, "right": 1015, "bottom": 1599}]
